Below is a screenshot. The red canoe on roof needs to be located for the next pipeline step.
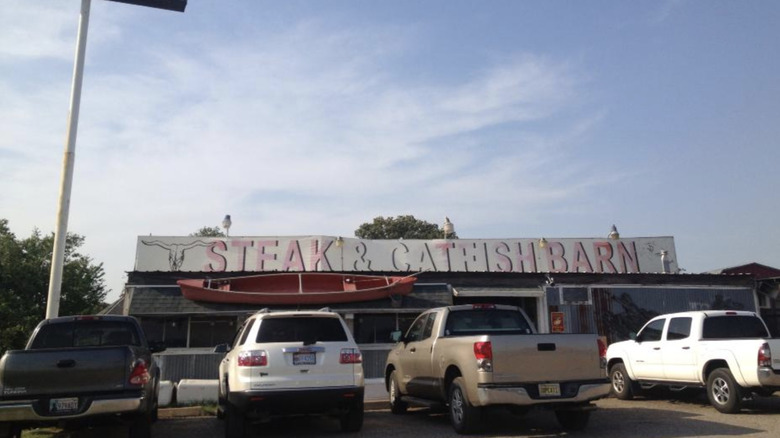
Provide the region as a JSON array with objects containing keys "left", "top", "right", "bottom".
[{"left": 176, "top": 272, "right": 417, "bottom": 305}]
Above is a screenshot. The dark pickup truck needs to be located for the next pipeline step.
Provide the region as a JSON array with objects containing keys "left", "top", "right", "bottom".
[{"left": 0, "top": 315, "right": 165, "bottom": 438}]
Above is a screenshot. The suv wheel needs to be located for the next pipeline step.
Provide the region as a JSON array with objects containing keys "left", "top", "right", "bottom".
[
  {"left": 225, "top": 403, "right": 247, "bottom": 438},
  {"left": 707, "top": 368, "right": 742, "bottom": 414},
  {"left": 340, "top": 399, "right": 364, "bottom": 432},
  {"left": 389, "top": 370, "right": 408, "bottom": 414},
  {"left": 610, "top": 363, "right": 636, "bottom": 400},
  {"left": 449, "top": 377, "right": 481, "bottom": 434}
]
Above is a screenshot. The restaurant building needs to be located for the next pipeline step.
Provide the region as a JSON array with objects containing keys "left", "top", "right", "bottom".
[{"left": 107, "top": 234, "right": 770, "bottom": 380}]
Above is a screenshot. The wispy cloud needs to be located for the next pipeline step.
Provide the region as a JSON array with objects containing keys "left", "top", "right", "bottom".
[{"left": 1, "top": 6, "right": 605, "bottom": 297}]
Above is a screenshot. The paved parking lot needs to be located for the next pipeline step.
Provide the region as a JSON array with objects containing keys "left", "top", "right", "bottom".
[{"left": 20, "top": 392, "right": 780, "bottom": 438}]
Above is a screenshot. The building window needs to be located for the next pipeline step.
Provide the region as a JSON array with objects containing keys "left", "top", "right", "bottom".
[
  {"left": 164, "top": 317, "right": 188, "bottom": 348},
  {"left": 190, "top": 316, "right": 237, "bottom": 348},
  {"left": 139, "top": 317, "right": 187, "bottom": 348},
  {"left": 354, "top": 313, "right": 418, "bottom": 344},
  {"left": 560, "top": 287, "right": 591, "bottom": 305}
]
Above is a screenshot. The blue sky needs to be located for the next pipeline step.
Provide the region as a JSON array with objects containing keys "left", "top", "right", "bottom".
[{"left": 1, "top": 0, "right": 778, "bottom": 302}]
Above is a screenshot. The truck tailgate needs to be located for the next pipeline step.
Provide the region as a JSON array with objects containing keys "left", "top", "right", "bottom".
[
  {"left": 769, "top": 339, "right": 780, "bottom": 372},
  {"left": 0, "top": 347, "right": 130, "bottom": 397},
  {"left": 489, "top": 334, "right": 603, "bottom": 383}
]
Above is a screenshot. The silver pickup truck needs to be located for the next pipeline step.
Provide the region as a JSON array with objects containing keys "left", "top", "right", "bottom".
[
  {"left": 0, "top": 315, "right": 165, "bottom": 438},
  {"left": 385, "top": 304, "right": 610, "bottom": 434}
]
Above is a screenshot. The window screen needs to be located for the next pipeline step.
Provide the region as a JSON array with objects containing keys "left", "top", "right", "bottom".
[
  {"left": 666, "top": 317, "right": 692, "bottom": 341},
  {"left": 256, "top": 316, "right": 347, "bottom": 343},
  {"left": 702, "top": 316, "right": 769, "bottom": 339},
  {"left": 444, "top": 309, "right": 532, "bottom": 336},
  {"left": 638, "top": 319, "right": 664, "bottom": 342},
  {"left": 30, "top": 320, "right": 140, "bottom": 349}
]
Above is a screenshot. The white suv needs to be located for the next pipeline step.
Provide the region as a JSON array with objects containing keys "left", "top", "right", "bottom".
[{"left": 215, "top": 309, "right": 364, "bottom": 437}]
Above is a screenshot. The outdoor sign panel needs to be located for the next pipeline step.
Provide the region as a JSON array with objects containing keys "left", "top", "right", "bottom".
[{"left": 134, "top": 236, "right": 678, "bottom": 274}]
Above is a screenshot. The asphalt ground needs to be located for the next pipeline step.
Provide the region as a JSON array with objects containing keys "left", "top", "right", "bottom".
[{"left": 19, "top": 390, "right": 780, "bottom": 438}]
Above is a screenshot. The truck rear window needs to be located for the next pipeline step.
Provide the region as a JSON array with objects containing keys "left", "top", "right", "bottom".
[
  {"left": 256, "top": 317, "right": 348, "bottom": 343},
  {"left": 29, "top": 321, "right": 141, "bottom": 349},
  {"left": 702, "top": 316, "right": 769, "bottom": 339},
  {"left": 445, "top": 309, "right": 532, "bottom": 336}
]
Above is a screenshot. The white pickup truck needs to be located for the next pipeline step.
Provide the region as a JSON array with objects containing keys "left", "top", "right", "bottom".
[{"left": 606, "top": 310, "right": 780, "bottom": 413}]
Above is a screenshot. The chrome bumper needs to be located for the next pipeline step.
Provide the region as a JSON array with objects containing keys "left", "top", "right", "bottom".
[
  {"left": 756, "top": 367, "right": 780, "bottom": 388},
  {"left": 474, "top": 382, "right": 611, "bottom": 407},
  {"left": 0, "top": 397, "right": 142, "bottom": 422}
]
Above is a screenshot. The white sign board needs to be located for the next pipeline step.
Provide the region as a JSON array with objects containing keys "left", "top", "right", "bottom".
[{"left": 135, "top": 236, "right": 677, "bottom": 274}]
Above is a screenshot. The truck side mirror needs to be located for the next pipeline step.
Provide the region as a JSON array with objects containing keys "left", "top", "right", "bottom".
[
  {"left": 390, "top": 330, "right": 404, "bottom": 343},
  {"left": 214, "top": 343, "right": 230, "bottom": 354}
]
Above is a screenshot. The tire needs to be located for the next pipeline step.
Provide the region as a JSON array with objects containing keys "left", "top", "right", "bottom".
[
  {"left": 340, "top": 399, "right": 364, "bottom": 432},
  {"left": 707, "top": 368, "right": 743, "bottom": 414},
  {"left": 128, "top": 413, "right": 152, "bottom": 438},
  {"left": 610, "top": 363, "right": 636, "bottom": 400},
  {"left": 388, "top": 370, "right": 408, "bottom": 414},
  {"left": 150, "top": 380, "right": 160, "bottom": 423},
  {"left": 0, "top": 423, "right": 22, "bottom": 438},
  {"left": 217, "top": 377, "right": 228, "bottom": 420},
  {"left": 448, "top": 377, "right": 482, "bottom": 434},
  {"left": 224, "top": 403, "right": 247, "bottom": 438},
  {"left": 555, "top": 410, "right": 591, "bottom": 431}
]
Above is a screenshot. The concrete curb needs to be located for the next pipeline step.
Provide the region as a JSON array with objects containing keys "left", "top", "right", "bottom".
[
  {"left": 159, "top": 399, "right": 388, "bottom": 418},
  {"left": 158, "top": 406, "right": 206, "bottom": 418}
]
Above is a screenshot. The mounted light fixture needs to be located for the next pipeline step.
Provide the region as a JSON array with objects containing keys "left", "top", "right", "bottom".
[
  {"left": 539, "top": 237, "right": 548, "bottom": 249},
  {"left": 608, "top": 224, "right": 620, "bottom": 240},
  {"left": 335, "top": 236, "right": 344, "bottom": 248},
  {"left": 443, "top": 217, "right": 455, "bottom": 239},
  {"left": 222, "top": 215, "right": 232, "bottom": 237}
]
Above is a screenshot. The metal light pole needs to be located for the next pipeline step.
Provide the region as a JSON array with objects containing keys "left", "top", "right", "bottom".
[{"left": 46, "top": 0, "right": 186, "bottom": 319}]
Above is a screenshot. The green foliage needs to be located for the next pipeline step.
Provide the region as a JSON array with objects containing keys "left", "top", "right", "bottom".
[
  {"left": 354, "top": 215, "right": 457, "bottom": 239},
  {"left": 0, "top": 219, "right": 107, "bottom": 354},
  {"left": 190, "top": 226, "right": 226, "bottom": 237}
]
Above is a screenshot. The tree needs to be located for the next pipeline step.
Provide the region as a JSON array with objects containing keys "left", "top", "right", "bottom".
[
  {"left": 0, "top": 219, "right": 107, "bottom": 354},
  {"left": 354, "top": 215, "right": 457, "bottom": 239},
  {"left": 190, "top": 226, "right": 226, "bottom": 237}
]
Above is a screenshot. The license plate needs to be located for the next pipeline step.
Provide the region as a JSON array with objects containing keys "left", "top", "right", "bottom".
[
  {"left": 293, "top": 352, "right": 316, "bottom": 365},
  {"left": 538, "top": 383, "right": 561, "bottom": 397},
  {"left": 50, "top": 397, "right": 79, "bottom": 413}
]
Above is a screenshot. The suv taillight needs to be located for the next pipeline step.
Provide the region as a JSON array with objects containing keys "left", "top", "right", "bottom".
[
  {"left": 597, "top": 339, "right": 607, "bottom": 369},
  {"left": 238, "top": 350, "right": 268, "bottom": 367},
  {"left": 758, "top": 342, "right": 772, "bottom": 367},
  {"left": 474, "top": 341, "right": 493, "bottom": 372},
  {"left": 340, "top": 348, "right": 362, "bottom": 364},
  {"left": 129, "top": 359, "right": 150, "bottom": 385}
]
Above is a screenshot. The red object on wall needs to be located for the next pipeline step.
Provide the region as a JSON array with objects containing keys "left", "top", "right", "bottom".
[{"left": 551, "top": 311, "right": 565, "bottom": 333}]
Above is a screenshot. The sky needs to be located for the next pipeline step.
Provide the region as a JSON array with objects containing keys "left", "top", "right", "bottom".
[{"left": 1, "top": 0, "right": 778, "bottom": 303}]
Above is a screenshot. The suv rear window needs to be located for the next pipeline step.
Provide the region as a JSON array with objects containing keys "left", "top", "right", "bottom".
[
  {"left": 445, "top": 309, "right": 532, "bottom": 336},
  {"left": 702, "top": 315, "right": 769, "bottom": 339},
  {"left": 30, "top": 321, "right": 140, "bottom": 349},
  {"left": 256, "top": 316, "right": 348, "bottom": 343}
]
